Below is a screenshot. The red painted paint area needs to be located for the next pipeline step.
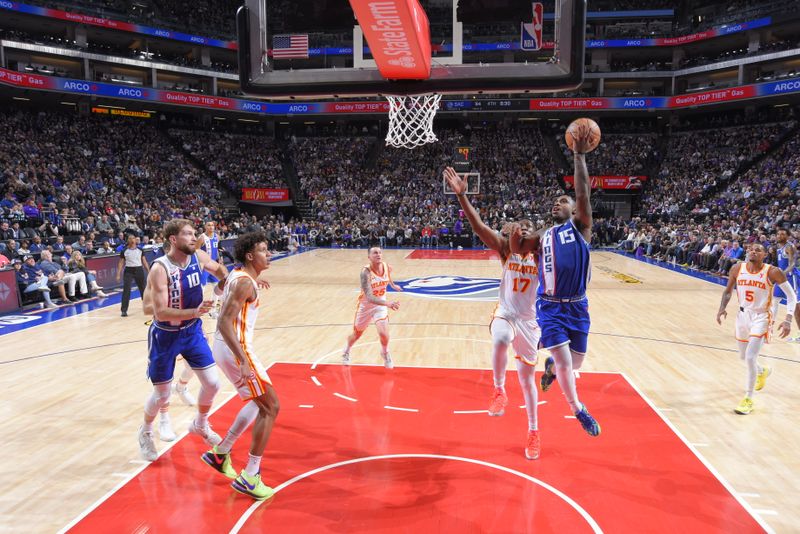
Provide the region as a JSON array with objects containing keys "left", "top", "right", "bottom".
[
  {"left": 406, "top": 249, "right": 501, "bottom": 260},
  {"left": 68, "top": 364, "right": 765, "bottom": 533}
]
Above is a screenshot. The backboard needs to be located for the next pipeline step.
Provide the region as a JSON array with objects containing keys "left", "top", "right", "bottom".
[{"left": 237, "top": 0, "right": 586, "bottom": 99}]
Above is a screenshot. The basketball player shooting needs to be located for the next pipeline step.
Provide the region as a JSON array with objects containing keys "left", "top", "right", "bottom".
[
  {"left": 444, "top": 166, "right": 543, "bottom": 460},
  {"left": 511, "top": 119, "right": 602, "bottom": 437}
]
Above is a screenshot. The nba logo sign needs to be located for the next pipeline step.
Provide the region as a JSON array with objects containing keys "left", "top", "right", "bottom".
[{"left": 521, "top": 3, "right": 544, "bottom": 51}]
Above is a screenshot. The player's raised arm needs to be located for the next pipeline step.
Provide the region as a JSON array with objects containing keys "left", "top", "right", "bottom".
[
  {"left": 717, "top": 262, "right": 741, "bottom": 324},
  {"left": 570, "top": 130, "right": 593, "bottom": 242},
  {"left": 443, "top": 166, "right": 507, "bottom": 256}
]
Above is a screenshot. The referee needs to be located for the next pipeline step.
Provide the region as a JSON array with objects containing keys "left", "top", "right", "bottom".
[{"left": 116, "top": 236, "right": 149, "bottom": 317}]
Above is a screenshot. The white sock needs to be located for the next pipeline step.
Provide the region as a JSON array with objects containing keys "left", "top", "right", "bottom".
[
  {"left": 159, "top": 404, "right": 170, "bottom": 420},
  {"left": 515, "top": 360, "right": 538, "bottom": 431},
  {"left": 217, "top": 401, "right": 259, "bottom": 454},
  {"left": 245, "top": 453, "right": 262, "bottom": 476},
  {"left": 142, "top": 421, "right": 154, "bottom": 432}
]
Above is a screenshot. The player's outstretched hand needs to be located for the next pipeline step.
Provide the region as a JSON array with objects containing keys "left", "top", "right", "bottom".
[
  {"left": 388, "top": 301, "right": 400, "bottom": 311},
  {"left": 443, "top": 167, "right": 466, "bottom": 195},
  {"left": 257, "top": 277, "right": 271, "bottom": 290},
  {"left": 716, "top": 309, "right": 727, "bottom": 325},
  {"left": 196, "top": 300, "right": 214, "bottom": 317},
  {"left": 777, "top": 320, "right": 791, "bottom": 339},
  {"left": 390, "top": 282, "right": 403, "bottom": 292},
  {"left": 571, "top": 124, "right": 594, "bottom": 154}
]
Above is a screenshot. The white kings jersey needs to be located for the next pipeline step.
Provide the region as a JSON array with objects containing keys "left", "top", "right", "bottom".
[
  {"left": 358, "top": 262, "right": 391, "bottom": 309},
  {"left": 497, "top": 253, "right": 539, "bottom": 320},
  {"left": 736, "top": 263, "right": 774, "bottom": 313},
  {"left": 214, "top": 269, "right": 259, "bottom": 348}
]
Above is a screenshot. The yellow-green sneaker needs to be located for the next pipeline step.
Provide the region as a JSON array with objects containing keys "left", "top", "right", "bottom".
[
  {"left": 755, "top": 366, "right": 772, "bottom": 392},
  {"left": 734, "top": 397, "right": 754, "bottom": 415},
  {"left": 232, "top": 470, "right": 275, "bottom": 501},
  {"left": 201, "top": 447, "right": 237, "bottom": 479}
]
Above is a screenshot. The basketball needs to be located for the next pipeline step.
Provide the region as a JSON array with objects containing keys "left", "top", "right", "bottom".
[{"left": 565, "top": 118, "right": 601, "bottom": 153}]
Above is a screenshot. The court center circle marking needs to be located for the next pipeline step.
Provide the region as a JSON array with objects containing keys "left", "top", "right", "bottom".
[{"left": 229, "top": 454, "right": 603, "bottom": 534}]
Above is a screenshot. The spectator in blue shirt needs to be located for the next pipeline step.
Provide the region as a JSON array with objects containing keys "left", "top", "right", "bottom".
[
  {"left": 16, "top": 256, "right": 56, "bottom": 308},
  {"left": 29, "top": 235, "right": 45, "bottom": 253},
  {"left": 52, "top": 236, "right": 65, "bottom": 252},
  {"left": 0, "top": 192, "right": 16, "bottom": 210}
]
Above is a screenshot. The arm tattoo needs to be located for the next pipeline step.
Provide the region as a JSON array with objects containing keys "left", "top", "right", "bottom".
[{"left": 361, "top": 268, "right": 386, "bottom": 306}]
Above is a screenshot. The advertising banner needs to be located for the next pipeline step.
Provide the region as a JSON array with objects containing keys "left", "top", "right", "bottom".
[
  {"left": 0, "top": 1, "right": 237, "bottom": 49},
  {"left": 242, "top": 189, "right": 290, "bottom": 202},
  {"left": 2, "top": 67, "right": 798, "bottom": 116},
  {"left": 0, "top": 268, "right": 19, "bottom": 313},
  {"left": 563, "top": 175, "right": 647, "bottom": 189}
]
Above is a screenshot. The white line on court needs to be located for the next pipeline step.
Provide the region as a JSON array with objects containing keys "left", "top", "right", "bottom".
[
  {"left": 333, "top": 392, "right": 357, "bottom": 402},
  {"left": 384, "top": 405, "right": 419, "bottom": 413}
]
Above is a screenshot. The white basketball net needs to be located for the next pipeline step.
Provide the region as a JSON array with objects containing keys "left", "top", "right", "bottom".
[{"left": 385, "top": 94, "right": 442, "bottom": 149}]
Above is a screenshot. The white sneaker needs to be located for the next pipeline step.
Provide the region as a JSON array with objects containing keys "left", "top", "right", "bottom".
[
  {"left": 138, "top": 425, "right": 158, "bottom": 461},
  {"left": 188, "top": 420, "right": 221, "bottom": 446},
  {"left": 173, "top": 382, "right": 197, "bottom": 406},
  {"left": 158, "top": 417, "right": 177, "bottom": 442},
  {"left": 342, "top": 352, "right": 351, "bottom": 365},
  {"left": 382, "top": 353, "right": 394, "bottom": 369},
  {"left": 96, "top": 290, "right": 108, "bottom": 298}
]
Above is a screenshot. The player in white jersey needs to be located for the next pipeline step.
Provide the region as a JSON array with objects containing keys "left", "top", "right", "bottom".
[
  {"left": 445, "top": 166, "right": 542, "bottom": 460},
  {"left": 717, "top": 243, "right": 795, "bottom": 415},
  {"left": 202, "top": 231, "right": 278, "bottom": 501},
  {"left": 342, "top": 247, "right": 402, "bottom": 368}
]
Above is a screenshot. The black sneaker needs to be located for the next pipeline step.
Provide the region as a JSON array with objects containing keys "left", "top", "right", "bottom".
[{"left": 540, "top": 356, "right": 557, "bottom": 392}]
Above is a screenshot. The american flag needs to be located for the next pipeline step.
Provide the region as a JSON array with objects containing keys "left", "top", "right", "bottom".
[{"left": 272, "top": 34, "right": 309, "bottom": 59}]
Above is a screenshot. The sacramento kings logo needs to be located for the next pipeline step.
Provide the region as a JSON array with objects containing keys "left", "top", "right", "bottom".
[{"left": 390, "top": 275, "right": 500, "bottom": 301}]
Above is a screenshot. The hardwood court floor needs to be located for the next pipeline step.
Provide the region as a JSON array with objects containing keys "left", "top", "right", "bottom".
[{"left": 1, "top": 249, "right": 798, "bottom": 533}]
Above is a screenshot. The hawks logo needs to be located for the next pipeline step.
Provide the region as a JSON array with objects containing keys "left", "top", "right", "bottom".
[{"left": 390, "top": 276, "right": 500, "bottom": 301}]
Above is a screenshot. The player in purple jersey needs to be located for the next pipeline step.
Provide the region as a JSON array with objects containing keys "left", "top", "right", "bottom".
[
  {"left": 512, "top": 125, "right": 601, "bottom": 437},
  {"left": 137, "top": 219, "right": 230, "bottom": 461}
]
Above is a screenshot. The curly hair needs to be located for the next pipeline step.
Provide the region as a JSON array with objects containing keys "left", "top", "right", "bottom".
[{"left": 234, "top": 231, "right": 268, "bottom": 264}]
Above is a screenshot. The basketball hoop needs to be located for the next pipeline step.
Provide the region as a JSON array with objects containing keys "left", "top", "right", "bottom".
[{"left": 385, "top": 94, "right": 442, "bottom": 150}]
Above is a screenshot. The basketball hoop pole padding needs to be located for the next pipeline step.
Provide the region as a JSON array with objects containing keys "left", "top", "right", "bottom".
[{"left": 348, "top": 0, "right": 432, "bottom": 79}]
